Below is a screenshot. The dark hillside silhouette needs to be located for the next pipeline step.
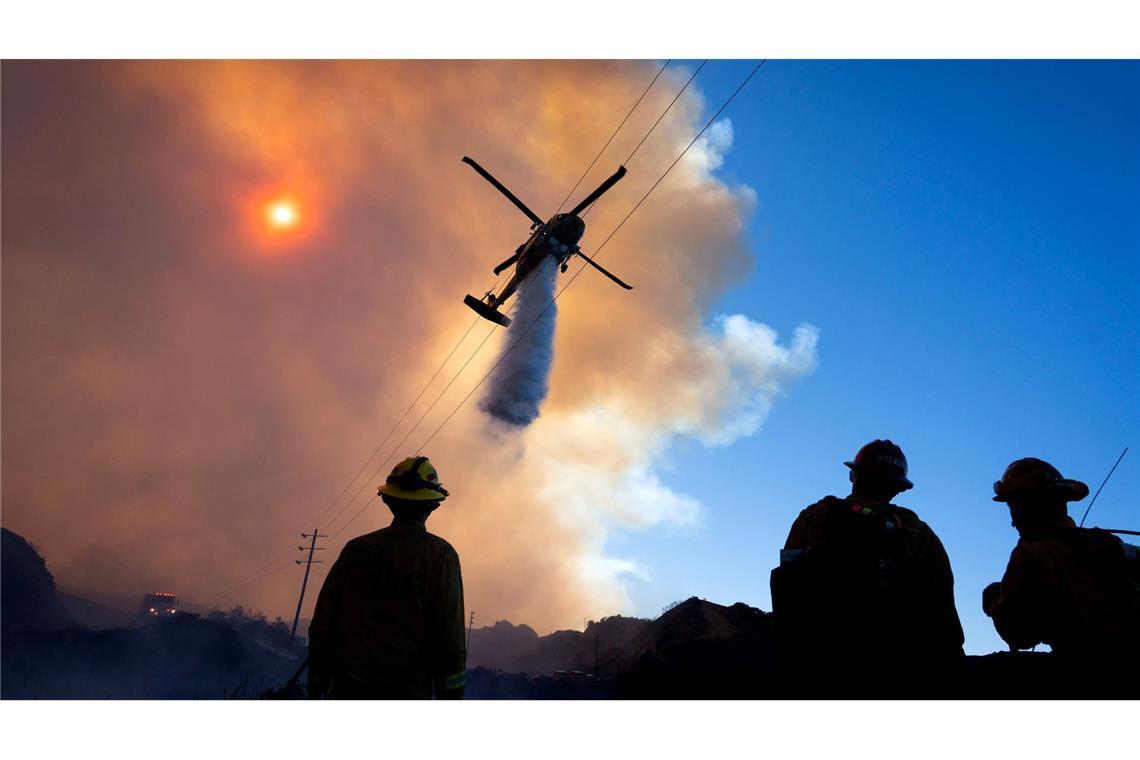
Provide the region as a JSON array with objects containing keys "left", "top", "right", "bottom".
[
  {"left": 467, "top": 620, "right": 540, "bottom": 671},
  {"left": 2, "top": 614, "right": 301, "bottom": 699},
  {"left": 468, "top": 614, "right": 651, "bottom": 675},
  {"left": 612, "top": 599, "right": 776, "bottom": 698},
  {"left": 1, "top": 527, "right": 303, "bottom": 699},
  {"left": 1, "top": 527, "right": 74, "bottom": 631},
  {"left": 465, "top": 597, "right": 773, "bottom": 697},
  {"left": 56, "top": 591, "right": 134, "bottom": 629},
  {"left": 3, "top": 528, "right": 1129, "bottom": 698}
]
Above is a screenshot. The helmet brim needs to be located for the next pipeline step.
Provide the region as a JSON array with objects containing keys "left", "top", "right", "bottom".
[
  {"left": 993, "top": 478, "right": 1089, "bottom": 503},
  {"left": 845, "top": 461, "right": 913, "bottom": 490},
  {"left": 378, "top": 483, "right": 447, "bottom": 502}
]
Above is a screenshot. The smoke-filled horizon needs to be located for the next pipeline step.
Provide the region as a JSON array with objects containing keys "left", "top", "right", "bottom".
[{"left": 2, "top": 61, "right": 818, "bottom": 633}]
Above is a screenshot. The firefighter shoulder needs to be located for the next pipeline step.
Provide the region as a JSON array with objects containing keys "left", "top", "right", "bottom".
[
  {"left": 984, "top": 523, "right": 1140, "bottom": 653},
  {"left": 774, "top": 439, "right": 963, "bottom": 660},
  {"left": 307, "top": 456, "right": 466, "bottom": 699},
  {"left": 984, "top": 457, "right": 1140, "bottom": 657},
  {"left": 776, "top": 494, "right": 966, "bottom": 658}
]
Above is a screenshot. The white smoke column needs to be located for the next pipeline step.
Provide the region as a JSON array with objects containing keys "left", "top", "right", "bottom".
[
  {"left": 479, "top": 257, "right": 559, "bottom": 426},
  {"left": 513, "top": 315, "right": 820, "bottom": 614}
]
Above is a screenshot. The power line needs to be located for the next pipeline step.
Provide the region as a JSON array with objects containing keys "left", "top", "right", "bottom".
[
  {"left": 579, "top": 60, "right": 707, "bottom": 221},
  {"left": 415, "top": 61, "right": 766, "bottom": 453},
  {"left": 555, "top": 60, "right": 670, "bottom": 214},
  {"left": 323, "top": 255, "right": 558, "bottom": 540},
  {"left": 324, "top": 256, "right": 557, "bottom": 539},
  {"left": 590, "top": 61, "right": 765, "bottom": 253},
  {"left": 326, "top": 61, "right": 766, "bottom": 541},
  {"left": 304, "top": 310, "right": 492, "bottom": 530},
  {"left": 322, "top": 320, "right": 497, "bottom": 539},
  {"left": 312, "top": 221, "right": 565, "bottom": 537},
  {"left": 622, "top": 60, "right": 706, "bottom": 166},
  {"left": 218, "top": 560, "right": 296, "bottom": 607},
  {"left": 305, "top": 66, "right": 675, "bottom": 533},
  {"left": 418, "top": 61, "right": 766, "bottom": 447}
]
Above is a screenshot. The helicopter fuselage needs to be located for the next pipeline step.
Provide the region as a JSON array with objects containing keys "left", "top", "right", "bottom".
[{"left": 492, "top": 213, "right": 586, "bottom": 306}]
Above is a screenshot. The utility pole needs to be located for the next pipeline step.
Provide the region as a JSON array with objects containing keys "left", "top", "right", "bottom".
[
  {"left": 290, "top": 530, "right": 327, "bottom": 646},
  {"left": 466, "top": 611, "right": 475, "bottom": 651},
  {"left": 594, "top": 634, "right": 599, "bottom": 677}
]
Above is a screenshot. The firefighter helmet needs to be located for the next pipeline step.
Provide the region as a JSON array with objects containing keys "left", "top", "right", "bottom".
[
  {"left": 379, "top": 456, "right": 449, "bottom": 502},
  {"left": 992, "top": 458, "right": 1088, "bottom": 503},
  {"left": 844, "top": 439, "right": 913, "bottom": 490}
]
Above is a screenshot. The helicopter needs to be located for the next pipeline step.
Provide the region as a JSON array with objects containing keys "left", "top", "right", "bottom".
[{"left": 461, "top": 156, "right": 633, "bottom": 327}]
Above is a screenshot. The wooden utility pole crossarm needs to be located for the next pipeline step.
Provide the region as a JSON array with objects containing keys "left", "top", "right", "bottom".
[{"left": 290, "top": 530, "right": 328, "bottom": 645}]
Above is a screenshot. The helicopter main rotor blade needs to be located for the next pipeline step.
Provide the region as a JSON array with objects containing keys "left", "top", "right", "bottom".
[
  {"left": 462, "top": 156, "right": 545, "bottom": 226},
  {"left": 567, "top": 165, "right": 627, "bottom": 217},
  {"left": 575, "top": 249, "right": 633, "bottom": 290}
]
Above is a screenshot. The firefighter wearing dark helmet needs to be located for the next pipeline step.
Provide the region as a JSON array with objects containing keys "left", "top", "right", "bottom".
[
  {"left": 772, "top": 440, "right": 965, "bottom": 696},
  {"left": 983, "top": 458, "right": 1140, "bottom": 677},
  {"left": 307, "top": 456, "right": 466, "bottom": 699}
]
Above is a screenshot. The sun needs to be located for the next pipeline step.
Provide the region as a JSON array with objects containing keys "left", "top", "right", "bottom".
[
  {"left": 248, "top": 188, "right": 318, "bottom": 253},
  {"left": 266, "top": 200, "right": 299, "bottom": 230}
]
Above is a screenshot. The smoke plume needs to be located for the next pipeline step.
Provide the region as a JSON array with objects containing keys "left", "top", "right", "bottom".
[{"left": 2, "top": 61, "right": 819, "bottom": 632}]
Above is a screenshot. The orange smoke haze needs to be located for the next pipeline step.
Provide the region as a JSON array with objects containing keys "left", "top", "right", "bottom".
[{"left": 2, "top": 61, "right": 817, "bottom": 632}]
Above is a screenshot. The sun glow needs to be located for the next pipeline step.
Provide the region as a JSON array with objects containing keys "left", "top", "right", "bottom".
[
  {"left": 266, "top": 200, "right": 299, "bottom": 229},
  {"left": 246, "top": 188, "right": 318, "bottom": 255}
]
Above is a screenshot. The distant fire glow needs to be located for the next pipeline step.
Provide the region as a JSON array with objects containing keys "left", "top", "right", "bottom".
[{"left": 266, "top": 200, "right": 299, "bottom": 229}]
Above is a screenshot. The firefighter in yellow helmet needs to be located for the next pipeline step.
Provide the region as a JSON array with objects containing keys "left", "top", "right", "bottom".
[
  {"left": 983, "top": 458, "right": 1140, "bottom": 690},
  {"left": 307, "top": 456, "right": 466, "bottom": 699}
]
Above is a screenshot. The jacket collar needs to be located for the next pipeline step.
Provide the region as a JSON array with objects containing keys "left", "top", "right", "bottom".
[
  {"left": 391, "top": 516, "right": 428, "bottom": 530},
  {"left": 1018, "top": 514, "right": 1077, "bottom": 539}
]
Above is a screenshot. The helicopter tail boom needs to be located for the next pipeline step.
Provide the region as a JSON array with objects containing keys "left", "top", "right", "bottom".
[{"left": 493, "top": 250, "right": 522, "bottom": 276}]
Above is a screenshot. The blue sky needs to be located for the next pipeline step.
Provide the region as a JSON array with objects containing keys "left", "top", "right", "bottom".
[{"left": 613, "top": 60, "right": 1138, "bottom": 654}]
